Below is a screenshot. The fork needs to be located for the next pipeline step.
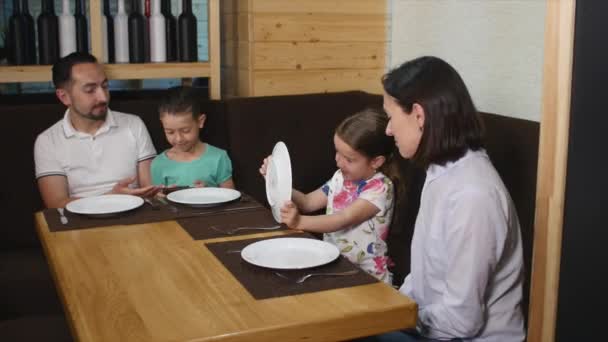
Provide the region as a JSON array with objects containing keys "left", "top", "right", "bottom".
[
  {"left": 209, "top": 225, "right": 281, "bottom": 235},
  {"left": 144, "top": 198, "right": 160, "bottom": 210},
  {"left": 276, "top": 270, "right": 359, "bottom": 284},
  {"left": 57, "top": 208, "right": 68, "bottom": 225},
  {"left": 156, "top": 197, "right": 178, "bottom": 213}
]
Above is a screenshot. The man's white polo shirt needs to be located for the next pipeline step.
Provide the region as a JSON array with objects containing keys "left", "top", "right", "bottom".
[{"left": 34, "top": 109, "right": 157, "bottom": 198}]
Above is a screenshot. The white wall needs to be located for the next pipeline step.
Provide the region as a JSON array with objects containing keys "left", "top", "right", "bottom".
[{"left": 389, "top": 0, "right": 546, "bottom": 121}]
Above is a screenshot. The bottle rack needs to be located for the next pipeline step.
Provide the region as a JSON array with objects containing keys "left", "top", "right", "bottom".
[{"left": 0, "top": 0, "right": 221, "bottom": 99}]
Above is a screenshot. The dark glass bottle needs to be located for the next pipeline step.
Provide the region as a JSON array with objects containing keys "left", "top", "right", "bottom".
[
  {"left": 128, "top": 0, "right": 147, "bottom": 63},
  {"left": 103, "top": 0, "right": 115, "bottom": 62},
  {"left": 7, "top": 0, "right": 27, "bottom": 65},
  {"left": 74, "top": 0, "right": 89, "bottom": 53},
  {"left": 162, "top": 0, "right": 177, "bottom": 61},
  {"left": 22, "top": 0, "right": 37, "bottom": 64},
  {"left": 143, "top": 0, "right": 151, "bottom": 62},
  {"left": 37, "top": 0, "right": 59, "bottom": 65},
  {"left": 178, "top": 0, "right": 198, "bottom": 62}
]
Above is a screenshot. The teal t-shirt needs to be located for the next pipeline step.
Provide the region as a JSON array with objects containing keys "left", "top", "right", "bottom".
[{"left": 151, "top": 144, "right": 233, "bottom": 187}]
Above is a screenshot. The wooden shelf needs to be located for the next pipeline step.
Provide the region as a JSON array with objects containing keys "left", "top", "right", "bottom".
[
  {"left": 0, "top": 65, "right": 53, "bottom": 83},
  {"left": 106, "top": 62, "right": 212, "bottom": 80},
  {"left": 1, "top": 0, "right": 221, "bottom": 99},
  {"left": 0, "top": 62, "right": 211, "bottom": 83}
]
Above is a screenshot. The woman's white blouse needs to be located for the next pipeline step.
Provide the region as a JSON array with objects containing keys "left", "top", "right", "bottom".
[{"left": 399, "top": 149, "right": 525, "bottom": 341}]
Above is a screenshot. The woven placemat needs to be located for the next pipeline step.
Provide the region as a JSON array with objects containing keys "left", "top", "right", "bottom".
[
  {"left": 44, "top": 194, "right": 264, "bottom": 232},
  {"left": 205, "top": 235, "right": 378, "bottom": 299},
  {"left": 178, "top": 209, "right": 288, "bottom": 239}
]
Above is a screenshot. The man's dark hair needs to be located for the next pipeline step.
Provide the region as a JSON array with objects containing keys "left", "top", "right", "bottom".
[
  {"left": 52, "top": 52, "right": 98, "bottom": 89},
  {"left": 158, "top": 86, "right": 201, "bottom": 119},
  {"left": 382, "top": 56, "right": 484, "bottom": 168}
]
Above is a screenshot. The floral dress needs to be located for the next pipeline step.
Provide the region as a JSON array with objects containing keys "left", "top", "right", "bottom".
[{"left": 321, "top": 170, "right": 394, "bottom": 284}]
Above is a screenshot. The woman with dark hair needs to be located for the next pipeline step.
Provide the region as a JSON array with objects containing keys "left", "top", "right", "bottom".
[{"left": 374, "top": 56, "right": 525, "bottom": 341}]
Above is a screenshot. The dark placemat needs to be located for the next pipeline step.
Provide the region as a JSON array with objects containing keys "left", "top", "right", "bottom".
[
  {"left": 206, "top": 235, "right": 378, "bottom": 299},
  {"left": 44, "top": 194, "right": 265, "bottom": 232},
  {"left": 178, "top": 209, "right": 288, "bottom": 240}
]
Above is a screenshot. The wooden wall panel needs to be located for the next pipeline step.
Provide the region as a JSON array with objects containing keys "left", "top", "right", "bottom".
[
  {"left": 221, "top": 68, "right": 234, "bottom": 97},
  {"left": 221, "top": 67, "right": 254, "bottom": 98},
  {"left": 221, "top": 1, "right": 253, "bottom": 98},
  {"left": 253, "top": 42, "right": 385, "bottom": 70},
  {"left": 221, "top": 0, "right": 251, "bottom": 14},
  {"left": 222, "top": 14, "right": 252, "bottom": 40},
  {"left": 253, "top": 69, "right": 384, "bottom": 96},
  {"left": 253, "top": 14, "right": 386, "bottom": 42},
  {"left": 238, "top": 14, "right": 253, "bottom": 41},
  {"left": 250, "top": 0, "right": 386, "bottom": 14},
  {"left": 528, "top": 1, "right": 575, "bottom": 341},
  {"left": 223, "top": 41, "right": 251, "bottom": 69},
  {"left": 221, "top": 0, "right": 387, "bottom": 97},
  {"left": 221, "top": 13, "right": 235, "bottom": 41}
]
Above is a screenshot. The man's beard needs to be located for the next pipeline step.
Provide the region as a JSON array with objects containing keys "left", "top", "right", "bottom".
[
  {"left": 85, "top": 111, "right": 107, "bottom": 121},
  {"left": 77, "top": 105, "right": 108, "bottom": 121}
]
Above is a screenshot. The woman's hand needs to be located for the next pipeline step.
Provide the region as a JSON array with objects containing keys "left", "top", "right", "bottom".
[
  {"left": 193, "top": 180, "right": 206, "bottom": 188},
  {"left": 259, "top": 156, "right": 271, "bottom": 177},
  {"left": 280, "top": 201, "right": 301, "bottom": 229}
]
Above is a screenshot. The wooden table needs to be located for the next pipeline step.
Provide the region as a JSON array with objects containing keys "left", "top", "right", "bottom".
[{"left": 35, "top": 212, "right": 417, "bottom": 341}]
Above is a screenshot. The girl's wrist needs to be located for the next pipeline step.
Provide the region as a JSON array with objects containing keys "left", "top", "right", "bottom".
[{"left": 293, "top": 215, "right": 306, "bottom": 231}]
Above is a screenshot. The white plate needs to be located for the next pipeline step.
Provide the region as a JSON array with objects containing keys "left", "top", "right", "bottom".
[
  {"left": 167, "top": 187, "right": 241, "bottom": 207},
  {"left": 265, "top": 141, "right": 292, "bottom": 222},
  {"left": 241, "top": 237, "right": 339, "bottom": 270},
  {"left": 66, "top": 194, "right": 144, "bottom": 216}
]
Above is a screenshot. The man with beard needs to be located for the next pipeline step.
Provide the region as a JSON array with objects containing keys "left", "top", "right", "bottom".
[{"left": 34, "top": 52, "right": 160, "bottom": 208}]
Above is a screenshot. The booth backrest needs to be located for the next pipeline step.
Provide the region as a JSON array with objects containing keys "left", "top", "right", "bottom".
[
  {"left": 2, "top": 103, "right": 68, "bottom": 250},
  {"left": 224, "top": 91, "right": 382, "bottom": 204},
  {"left": 481, "top": 112, "right": 539, "bottom": 323}
]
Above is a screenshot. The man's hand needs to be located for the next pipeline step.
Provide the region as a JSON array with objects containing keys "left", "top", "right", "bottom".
[{"left": 110, "top": 176, "right": 161, "bottom": 198}]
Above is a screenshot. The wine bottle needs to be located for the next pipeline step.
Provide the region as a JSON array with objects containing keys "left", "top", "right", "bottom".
[
  {"left": 22, "top": 0, "right": 37, "bottom": 64},
  {"left": 178, "top": 0, "right": 198, "bottom": 62},
  {"left": 143, "top": 0, "right": 151, "bottom": 62},
  {"left": 74, "top": 0, "right": 88, "bottom": 52},
  {"left": 101, "top": 12, "right": 109, "bottom": 62},
  {"left": 162, "top": 0, "right": 177, "bottom": 61},
  {"left": 59, "top": 0, "right": 77, "bottom": 57},
  {"left": 103, "top": 0, "right": 115, "bottom": 63},
  {"left": 149, "top": 0, "right": 166, "bottom": 62},
  {"left": 7, "top": 0, "right": 27, "bottom": 65},
  {"left": 114, "top": 0, "right": 130, "bottom": 63},
  {"left": 38, "top": 0, "right": 60, "bottom": 65},
  {"left": 128, "top": 0, "right": 147, "bottom": 63}
]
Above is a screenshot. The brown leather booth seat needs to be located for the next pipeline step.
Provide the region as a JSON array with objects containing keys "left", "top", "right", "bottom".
[
  {"left": 481, "top": 112, "right": 539, "bottom": 324},
  {"left": 223, "top": 91, "right": 383, "bottom": 204},
  {"left": 0, "top": 315, "right": 72, "bottom": 341},
  {"left": 0, "top": 91, "right": 539, "bottom": 336}
]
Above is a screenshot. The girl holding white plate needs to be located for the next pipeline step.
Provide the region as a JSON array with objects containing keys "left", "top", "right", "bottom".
[{"left": 260, "top": 109, "right": 401, "bottom": 284}]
